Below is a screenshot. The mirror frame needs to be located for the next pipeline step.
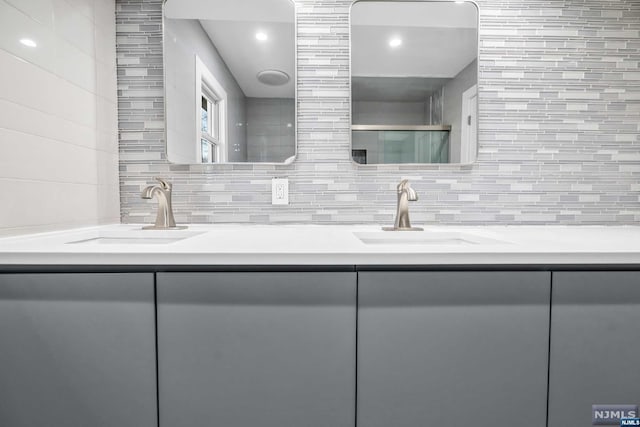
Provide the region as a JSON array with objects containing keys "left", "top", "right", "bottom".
[
  {"left": 161, "top": 0, "right": 299, "bottom": 166},
  {"left": 349, "top": 0, "right": 480, "bottom": 167}
]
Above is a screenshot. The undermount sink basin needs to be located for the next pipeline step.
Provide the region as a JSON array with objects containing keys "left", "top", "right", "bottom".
[
  {"left": 354, "top": 231, "right": 506, "bottom": 245},
  {"left": 66, "top": 229, "right": 204, "bottom": 245}
]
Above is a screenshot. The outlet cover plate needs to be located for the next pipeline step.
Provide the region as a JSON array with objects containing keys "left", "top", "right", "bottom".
[{"left": 272, "top": 178, "right": 289, "bottom": 205}]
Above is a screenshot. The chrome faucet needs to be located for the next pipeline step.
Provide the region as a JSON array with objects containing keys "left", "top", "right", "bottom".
[
  {"left": 141, "top": 177, "right": 185, "bottom": 230},
  {"left": 383, "top": 179, "right": 423, "bottom": 231}
]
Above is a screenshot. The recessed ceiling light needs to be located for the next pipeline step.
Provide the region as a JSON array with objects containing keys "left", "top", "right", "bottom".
[
  {"left": 389, "top": 38, "right": 402, "bottom": 48},
  {"left": 255, "top": 32, "right": 268, "bottom": 41},
  {"left": 20, "top": 38, "right": 37, "bottom": 48}
]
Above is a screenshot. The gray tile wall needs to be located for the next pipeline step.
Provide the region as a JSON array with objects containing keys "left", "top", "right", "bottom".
[
  {"left": 116, "top": 0, "right": 640, "bottom": 226},
  {"left": 246, "top": 98, "right": 296, "bottom": 163},
  {"left": 352, "top": 101, "right": 429, "bottom": 125}
]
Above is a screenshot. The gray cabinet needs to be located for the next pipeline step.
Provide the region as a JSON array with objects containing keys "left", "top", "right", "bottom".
[
  {"left": 548, "top": 272, "right": 640, "bottom": 427},
  {"left": 0, "top": 273, "right": 157, "bottom": 427},
  {"left": 358, "top": 271, "right": 551, "bottom": 427},
  {"left": 156, "top": 272, "right": 356, "bottom": 427}
]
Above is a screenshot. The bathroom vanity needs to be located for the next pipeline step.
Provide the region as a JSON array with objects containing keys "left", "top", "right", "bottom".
[{"left": 1, "top": 225, "right": 639, "bottom": 427}]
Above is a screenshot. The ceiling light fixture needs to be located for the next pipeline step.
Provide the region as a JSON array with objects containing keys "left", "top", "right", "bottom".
[
  {"left": 389, "top": 38, "right": 402, "bottom": 48},
  {"left": 257, "top": 69, "right": 290, "bottom": 86},
  {"left": 255, "top": 32, "right": 268, "bottom": 41},
  {"left": 19, "top": 38, "right": 37, "bottom": 48}
]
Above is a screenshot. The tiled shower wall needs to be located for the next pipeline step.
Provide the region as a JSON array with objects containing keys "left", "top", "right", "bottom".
[{"left": 116, "top": 0, "right": 640, "bottom": 225}]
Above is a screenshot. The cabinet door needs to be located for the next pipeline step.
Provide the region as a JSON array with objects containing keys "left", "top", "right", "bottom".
[
  {"left": 157, "top": 272, "right": 356, "bottom": 427},
  {"left": 0, "top": 273, "right": 157, "bottom": 427},
  {"left": 358, "top": 271, "right": 550, "bottom": 427},
  {"left": 548, "top": 272, "right": 640, "bottom": 427}
]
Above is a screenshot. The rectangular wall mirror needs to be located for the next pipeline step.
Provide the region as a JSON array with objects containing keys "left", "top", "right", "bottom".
[
  {"left": 164, "top": 0, "right": 296, "bottom": 164},
  {"left": 350, "top": 1, "right": 479, "bottom": 165}
]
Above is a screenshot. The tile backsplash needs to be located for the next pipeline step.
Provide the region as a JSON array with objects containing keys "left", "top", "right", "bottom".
[{"left": 116, "top": 0, "right": 640, "bottom": 226}]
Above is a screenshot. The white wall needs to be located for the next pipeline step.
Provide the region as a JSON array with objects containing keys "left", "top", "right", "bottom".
[
  {"left": 443, "top": 59, "right": 477, "bottom": 163},
  {"left": 0, "top": 0, "right": 119, "bottom": 236}
]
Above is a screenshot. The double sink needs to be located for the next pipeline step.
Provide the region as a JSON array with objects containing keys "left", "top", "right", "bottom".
[{"left": 99, "top": 178, "right": 507, "bottom": 247}]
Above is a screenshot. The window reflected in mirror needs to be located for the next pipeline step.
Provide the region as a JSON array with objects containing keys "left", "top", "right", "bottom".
[
  {"left": 164, "top": 0, "right": 296, "bottom": 164},
  {"left": 351, "top": 1, "right": 479, "bottom": 165}
]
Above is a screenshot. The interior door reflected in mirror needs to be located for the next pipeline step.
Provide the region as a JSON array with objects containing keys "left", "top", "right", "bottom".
[
  {"left": 164, "top": 0, "right": 296, "bottom": 164},
  {"left": 350, "top": 1, "right": 478, "bottom": 165}
]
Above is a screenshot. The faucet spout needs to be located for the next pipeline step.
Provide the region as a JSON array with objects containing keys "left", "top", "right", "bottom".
[
  {"left": 383, "top": 179, "right": 423, "bottom": 231},
  {"left": 141, "top": 185, "right": 158, "bottom": 199},
  {"left": 141, "top": 177, "right": 181, "bottom": 229}
]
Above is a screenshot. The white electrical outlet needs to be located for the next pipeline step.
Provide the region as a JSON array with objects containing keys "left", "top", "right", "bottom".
[{"left": 272, "top": 178, "right": 289, "bottom": 205}]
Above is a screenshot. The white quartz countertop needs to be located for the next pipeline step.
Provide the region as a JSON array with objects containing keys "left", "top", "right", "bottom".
[{"left": 0, "top": 224, "right": 639, "bottom": 266}]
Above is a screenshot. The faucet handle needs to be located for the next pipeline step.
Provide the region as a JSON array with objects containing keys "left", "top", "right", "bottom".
[
  {"left": 154, "top": 177, "right": 172, "bottom": 190},
  {"left": 397, "top": 179, "right": 410, "bottom": 191},
  {"left": 398, "top": 179, "right": 410, "bottom": 191}
]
